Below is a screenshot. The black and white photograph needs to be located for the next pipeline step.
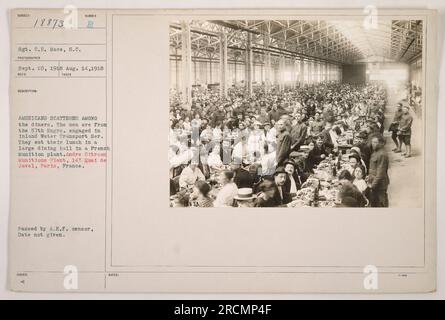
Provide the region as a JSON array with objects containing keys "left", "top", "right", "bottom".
[
  {"left": 169, "top": 19, "right": 424, "bottom": 208},
  {"left": 4, "top": 5, "right": 440, "bottom": 296}
]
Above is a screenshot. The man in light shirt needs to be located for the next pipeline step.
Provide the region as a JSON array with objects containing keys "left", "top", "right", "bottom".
[
  {"left": 259, "top": 144, "right": 277, "bottom": 177},
  {"left": 179, "top": 162, "right": 205, "bottom": 190},
  {"left": 232, "top": 134, "right": 249, "bottom": 165},
  {"left": 264, "top": 122, "right": 276, "bottom": 152},
  {"left": 214, "top": 170, "right": 238, "bottom": 207}
]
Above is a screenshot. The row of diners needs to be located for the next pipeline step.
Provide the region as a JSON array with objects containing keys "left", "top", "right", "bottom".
[{"left": 168, "top": 20, "right": 422, "bottom": 208}]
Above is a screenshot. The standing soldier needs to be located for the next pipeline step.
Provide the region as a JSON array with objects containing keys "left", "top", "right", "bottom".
[
  {"left": 390, "top": 102, "right": 404, "bottom": 153},
  {"left": 368, "top": 135, "right": 390, "bottom": 207},
  {"left": 397, "top": 105, "right": 414, "bottom": 158},
  {"left": 275, "top": 119, "right": 292, "bottom": 167}
]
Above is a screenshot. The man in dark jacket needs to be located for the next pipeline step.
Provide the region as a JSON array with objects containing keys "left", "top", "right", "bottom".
[
  {"left": 211, "top": 105, "right": 226, "bottom": 127},
  {"left": 231, "top": 163, "right": 254, "bottom": 189},
  {"left": 283, "top": 160, "right": 307, "bottom": 198},
  {"left": 397, "top": 105, "right": 413, "bottom": 158},
  {"left": 319, "top": 124, "right": 335, "bottom": 154},
  {"left": 275, "top": 119, "right": 292, "bottom": 167},
  {"left": 254, "top": 179, "right": 279, "bottom": 207},
  {"left": 272, "top": 167, "right": 292, "bottom": 205},
  {"left": 310, "top": 112, "right": 325, "bottom": 137},
  {"left": 353, "top": 131, "right": 372, "bottom": 173},
  {"left": 337, "top": 171, "right": 367, "bottom": 207},
  {"left": 389, "top": 102, "right": 404, "bottom": 151},
  {"left": 305, "top": 137, "right": 328, "bottom": 172},
  {"left": 368, "top": 134, "right": 390, "bottom": 207},
  {"left": 269, "top": 103, "right": 283, "bottom": 123},
  {"left": 290, "top": 114, "right": 308, "bottom": 152}
]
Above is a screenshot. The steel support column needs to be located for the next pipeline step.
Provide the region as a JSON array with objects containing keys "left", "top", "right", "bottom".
[
  {"left": 300, "top": 59, "right": 305, "bottom": 85},
  {"left": 324, "top": 62, "right": 328, "bottom": 82},
  {"left": 264, "top": 34, "right": 272, "bottom": 94},
  {"left": 180, "top": 21, "right": 192, "bottom": 109},
  {"left": 291, "top": 59, "right": 297, "bottom": 90},
  {"left": 307, "top": 60, "right": 312, "bottom": 84},
  {"left": 278, "top": 55, "right": 285, "bottom": 92},
  {"left": 326, "top": 63, "right": 330, "bottom": 82},
  {"left": 245, "top": 32, "right": 253, "bottom": 96},
  {"left": 219, "top": 32, "right": 228, "bottom": 98}
]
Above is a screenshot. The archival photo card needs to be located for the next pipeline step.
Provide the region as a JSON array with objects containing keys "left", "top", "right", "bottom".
[{"left": 8, "top": 8, "right": 437, "bottom": 293}]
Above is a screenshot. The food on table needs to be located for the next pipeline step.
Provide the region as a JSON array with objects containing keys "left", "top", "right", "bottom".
[{"left": 300, "top": 178, "right": 320, "bottom": 190}]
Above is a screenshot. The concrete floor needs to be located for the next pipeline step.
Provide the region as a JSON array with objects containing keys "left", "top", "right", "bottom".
[{"left": 384, "top": 86, "right": 423, "bottom": 208}]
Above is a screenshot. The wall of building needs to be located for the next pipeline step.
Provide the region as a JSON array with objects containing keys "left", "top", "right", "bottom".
[
  {"left": 409, "top": 56, "right": 422, "bottom": 90},
  {"left": 169, "top": 58, "right": 342, "bottom": 90},
  {"left": 366, "top": 62, "right": 410, "bottom": 90},
  {"left": 341, "top": 64, "right": 367, "bottom": 84}
]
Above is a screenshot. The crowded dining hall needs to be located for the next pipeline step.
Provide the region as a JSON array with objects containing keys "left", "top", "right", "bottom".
[{"left": 168, "top": 20, "right": 423, "bottom": 208}]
